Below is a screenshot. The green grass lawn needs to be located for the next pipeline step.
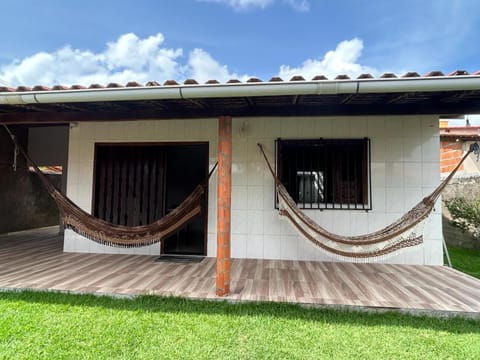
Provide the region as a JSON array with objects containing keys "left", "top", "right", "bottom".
[
  {"left": 447, "top": 246, "right": 480, "bottom": 279},
  {"left": 0, "top": 291, "right": 479, "bottom": 359}
]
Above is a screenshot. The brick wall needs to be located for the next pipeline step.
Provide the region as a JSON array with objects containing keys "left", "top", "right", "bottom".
[{"left": 440, "top": 140, "right": 464, "bottom": 173}]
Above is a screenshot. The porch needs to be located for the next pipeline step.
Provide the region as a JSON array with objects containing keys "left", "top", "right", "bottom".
[{"left": 1, "top": 227, "right": 479, "bottom": 317}]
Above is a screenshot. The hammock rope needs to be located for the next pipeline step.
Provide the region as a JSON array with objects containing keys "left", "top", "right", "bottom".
[
  {"left": 2, "top": 125, "right": 216, "bottom": 248},
  {"left": 258, "top": 142, "right": 478, "bottom": 261}
]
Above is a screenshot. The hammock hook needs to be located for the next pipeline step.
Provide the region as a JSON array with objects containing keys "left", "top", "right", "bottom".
[{"left": 469, "top": 142, "right": 480, "bottom": 161}]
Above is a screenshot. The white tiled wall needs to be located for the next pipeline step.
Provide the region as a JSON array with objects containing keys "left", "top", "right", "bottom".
[{"left": 65, "top": 115, "right": 442, "bottom": 265}]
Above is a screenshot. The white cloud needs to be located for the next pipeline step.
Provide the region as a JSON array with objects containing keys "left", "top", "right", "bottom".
[
  {"left": 0, "top": 34, "right": 379, "bottom": 88},
  {"left": 0, "top": 33, "right": 184, "bottom": 87},
  {"left": 187, "top": 48, "right": 249, "bottom": 83},
  {"left": 278, "top": 38, "right": 378, "bottom": 80},
  {"left": 198, "top": 0, "right": 309, "bottom": 11}
]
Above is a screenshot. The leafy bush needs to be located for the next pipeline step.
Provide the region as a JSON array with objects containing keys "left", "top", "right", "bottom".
[{"left": 445, "top": 197, "right": 480, "bottom": 239}]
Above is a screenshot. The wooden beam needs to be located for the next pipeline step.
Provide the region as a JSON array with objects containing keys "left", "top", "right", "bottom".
[{"left": 216, "top": 115, "right": 232, "bottom": 297}]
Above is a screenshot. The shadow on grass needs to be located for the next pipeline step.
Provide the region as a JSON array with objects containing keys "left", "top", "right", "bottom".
[{"left": 1, "top": 289, "right": 479, "bottom": 335}]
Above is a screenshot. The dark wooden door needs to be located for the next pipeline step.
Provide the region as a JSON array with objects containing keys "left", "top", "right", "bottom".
[{"left": 93, "top": 145, "right": 166, "bottom": 226}]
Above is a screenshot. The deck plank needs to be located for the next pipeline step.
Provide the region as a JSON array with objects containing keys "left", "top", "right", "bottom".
[{"left": 0, "top": 227, "right": 479, "bottom": 316}]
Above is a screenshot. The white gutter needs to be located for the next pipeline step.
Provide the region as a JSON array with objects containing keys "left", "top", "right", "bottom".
[{"left": 0, "top": 76, "right": 479, "bottom": 105}]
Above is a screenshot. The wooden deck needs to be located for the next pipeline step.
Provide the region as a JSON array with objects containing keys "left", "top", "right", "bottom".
[{"left": 1, "top": 227, "right": 479, "bottom": 317}]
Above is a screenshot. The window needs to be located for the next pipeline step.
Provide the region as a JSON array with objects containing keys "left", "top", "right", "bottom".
[{"left": 276, "top": 138, "right": 371, "bottom": 210}]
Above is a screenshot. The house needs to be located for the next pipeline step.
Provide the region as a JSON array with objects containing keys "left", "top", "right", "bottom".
[
  {"left": 1, "top": 70, "right": 480, "bottom": 296},
  {"left": 440, "top": 120, "right": 480, "bottom": 176}
]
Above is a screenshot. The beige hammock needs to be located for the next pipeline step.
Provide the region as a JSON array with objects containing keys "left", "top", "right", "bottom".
[
  {"left": 258, "top": 142, "right": 477, "bottom": 261},
  {"left": 3, "top": 125, "right": 215, "bottom": 248}
]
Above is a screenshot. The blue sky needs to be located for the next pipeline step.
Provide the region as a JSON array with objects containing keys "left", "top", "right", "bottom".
[{"left": 0, "top": 0, "right": 479, "bottom": 87}]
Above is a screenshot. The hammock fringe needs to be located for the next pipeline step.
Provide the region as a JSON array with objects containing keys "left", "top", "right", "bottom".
[
  {"left": 2, "top": 124, "right": 215, "bottom": 248},
  {"left": 258, "top": 142, "right": 476, "bottom": 262}
]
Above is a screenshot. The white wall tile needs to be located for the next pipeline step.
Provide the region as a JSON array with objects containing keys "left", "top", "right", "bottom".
[
  {"left": 384, "top": 117, "right": 404, "bottom": 137},
  {"left": 247, "top": 186, "right": 264, "bottom": 210},
  {"left": 403, "top": 162, "right": 422, "bottom": 187},
  {"left": 385, "top": 188, "right": 405, "bottom": 213},
  {"left": 349, "top": 117, "right": 367, "bottom": 137},
  {"left": 247, "top": 210, "right": 263, "bottom": 235},
  {"left": 403, "top": 137, "right": 422, "bottom": 162},
  {"left": 422, "top": 136, "right": 440, "bottom": 162},
  {"left": 314, "top": 118, "right": 333, "bottom": 136},
  {"left": 402, "top": 117, "right": 422, "bottom": 137},
  {"left": 231, "top": 234, "right": 247, "bottom": 258},
  {"left": 246, "top": 235, "right": 264, "bottom": 258},
  {"left": 370, "top": 162, "right": 386, "bottom": 188},
  {"left": 232, "top": 162, "right": 247, "bottom": 186},
  {"left": 297, "top": 118, "right": 316, "bottom": 137},
  {"left": 207, "top": 233, "right": 216, "bottom": 256},
  {"left": 232, "top": 186, "right": 248, "bottom": 210},
  {"left": 421, "top": 116, "right": 439, "bottom": 138},
  {"left": 371, "top": 138, "right": 386, "bottom": 162},
  {"left": 232, "top": 209, "right": 248, "bottom": 235},
  {"left": 422, "top": 162, "right": 441, "bottom": 187},
  {"left": 263, "top": 235, "right": 282, "bottom": 260},
  {"left": 66, "top": 115, "right": 441, "bottom": 265},
  {"left": 367, "top": 117, "right": 385, "bottom": 138},
  {"left": 331, "top": 118, "right": 350, "bottom": 137},
  {"left": 263, "top": 210, "right": 283, "bottom": 235},
  {"left": 246, "top": 162, "right": 264, "bottom": 186},
  {"left": 280, "top": 235, "right": 298, "bottom": 260},
  {"left": 384, "top": 137, "right": 404, "bottom": 162},
  {"left": 404, "top": 187, "right": 423, "bottom": 210},
  {"left": 385, "top": 162, "right": 404, "bottom": 187},
  {"left": 371, "top": 188, "right": 386, "bottom": 213}
]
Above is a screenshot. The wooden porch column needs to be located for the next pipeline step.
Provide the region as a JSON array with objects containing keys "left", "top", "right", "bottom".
[{"left": 216, "top": 115, "right": 232, "bottom": 296}]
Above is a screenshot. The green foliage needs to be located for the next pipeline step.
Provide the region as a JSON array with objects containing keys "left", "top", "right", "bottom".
[
  {"left": 0, "top": 291, "right": 479, "bottom": 359},
  {"left": 448, "top": 246, "right": 480, "bottom": 279},
  {"left": 445, "top": 197, "right": 480, "bottom": 239}
]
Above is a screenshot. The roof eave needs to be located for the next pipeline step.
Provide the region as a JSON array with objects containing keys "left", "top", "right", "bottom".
[{"left": 1, "top": 75, "right": 479, "bottom": 105}]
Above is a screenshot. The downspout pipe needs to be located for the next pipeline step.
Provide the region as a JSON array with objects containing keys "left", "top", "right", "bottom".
[{"left": 0, "top": 76, "right": 479, "bottom": 105}]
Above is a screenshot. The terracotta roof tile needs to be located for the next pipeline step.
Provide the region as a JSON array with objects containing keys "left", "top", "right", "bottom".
[
  {"left": 1, "top": 70, "right": 480, "bottom": 94},
  {"left": 448, "top": 70, "right": 469, "bottom": 76},
  {"left": 126, "top": 81, "right": 142, "bottom": 87},
  {"left": 380, "top": 73, "right": 397, "bottom": 78},
  {"left": 52, "top": 85, "right": 70, "bottom": 90},
  {"left": 290, "top": 76, "right": 305, "bottom": 81},
  {"left": 16, "top": 86, "right": 32, "bottom": 92},
  {"left": 32, "top": 85, "right": 50, "bottom": 91},
  {"left": 424, "top": 71, "right": 444, "bottom": 77},
  {"left": 402, "top": 72, "right": 420, "bottom": 78},
  {"left": 106, "top": 83, "right": 123, "bottom": 88},
  {"left": 357, "top": 73, "right": 373, "bottom": 79}
]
